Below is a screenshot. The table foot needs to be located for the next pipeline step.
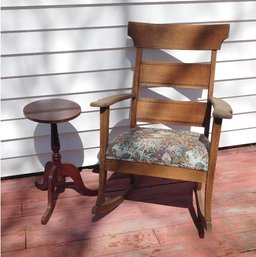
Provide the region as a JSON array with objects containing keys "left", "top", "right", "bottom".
[
  {"left": 41, "top": 165, "right": 58, "bottom": 225},
  {"left": 35, "top": 162, "right": 53, "bottom": 191}
]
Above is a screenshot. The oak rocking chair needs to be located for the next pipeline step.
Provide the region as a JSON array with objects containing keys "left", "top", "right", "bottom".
[{"left": 91, "top": 22, "right": 232, "bottom": 231}]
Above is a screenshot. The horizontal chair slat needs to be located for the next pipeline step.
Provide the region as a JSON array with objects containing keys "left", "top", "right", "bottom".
[
  {"left": 139, "top": 62, "right": 210, "bottom": 89},
  {"left": 128, "top": 22, "right": 230, "bottom": 50},
  {"left": 137, "top": 98, "right": 208, "bottom": 126},
  {"left": 106, "top": 159, "right": 207, "bottom": 183}
]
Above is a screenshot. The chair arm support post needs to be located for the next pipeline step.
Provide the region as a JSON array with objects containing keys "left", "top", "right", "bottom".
[
  {"left": 91, "top": 93, "right": 135, "bottom": 171},
  {"left": 93, "top": 106, "right": 110, "bottom": 207},
  {"left": 90, "top": 93, "right": 135, "bottom": 108},
  {"left": 208, "top": 117, "right": 222, "bottom": 173},
  {"left": 209, "top": 97, "right": 233, "bottom": 119},
  {"left": 90, "top": 92, "right": 134, "bottom": 165}
]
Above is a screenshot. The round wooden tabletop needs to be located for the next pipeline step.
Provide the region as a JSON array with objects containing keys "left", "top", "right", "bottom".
[{"left": 23, "top": 99, "right": 81, "bottom": 124}]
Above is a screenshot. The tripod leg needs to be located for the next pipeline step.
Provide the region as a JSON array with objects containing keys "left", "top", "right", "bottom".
[
  {"left": 41, "top": 165, "right": 58, "bottom": 225},
  {"left": 60, "top": 163, "right": 96, "bottom": 195}
]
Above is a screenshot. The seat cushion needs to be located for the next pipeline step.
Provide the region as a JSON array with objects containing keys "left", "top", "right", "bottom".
[{"left": 106, "top": 127, "right": 209, "bottom": 171}]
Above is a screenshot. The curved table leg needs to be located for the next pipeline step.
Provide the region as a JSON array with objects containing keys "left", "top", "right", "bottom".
[
  {"left": 60, "top": 163, "right": 97, "bottom": 196},
  {"left": 35, "top": 161, "right": 53, "bottom": 191},
  {"left": 41, "top": 165, "right": 58, "bottom": 225}
]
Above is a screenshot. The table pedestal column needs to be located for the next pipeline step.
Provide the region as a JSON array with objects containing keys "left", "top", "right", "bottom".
[{"left": 35, "top": 124, "right": 96, "bottom": 225}]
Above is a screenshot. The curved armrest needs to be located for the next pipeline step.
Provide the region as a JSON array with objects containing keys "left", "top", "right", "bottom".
[
  {"left": 209, "top": 97, "right": 233, "bottom": 119},
  {"left": 90, "top": 93, "right": 135, "bottom": 108}
]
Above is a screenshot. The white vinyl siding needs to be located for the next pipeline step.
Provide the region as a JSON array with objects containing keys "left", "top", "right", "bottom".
[{"left": 1, "top": 0, "right": 256, "bottom": 177}]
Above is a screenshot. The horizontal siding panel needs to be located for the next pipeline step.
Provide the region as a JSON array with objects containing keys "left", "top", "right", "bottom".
[
  {"left": 1, "top": 115, "right": 90, "bottom": 142},
  {"left": 2, "top": 76, "right": 255, "bottom": 104},
  {"left": 2, "top": 29, "right": 256, "bottom": 58},
  {"left": 179, "top": 79, "right": 256, "bottom": 100},
  {"left": 2, "top": 122, "right": 128, "bottom": 159},
  {"left": 2, "top": 95, "right": 255, "bottom": 141},
  {"left": 2, "top": 94, "right": 255, "bottom": 139},
  {"left": 221, "top": 113, "right": 256, "bottom": 131},
  {"left": 214, "top": 79, "right": 256, "bottom": 98},
  {"left": 164, "top": 79, "right": 256, "bottom": 100},
  {"left": 1, "top": 148, "right": 100, "bottom": 177},
  {"left": 1, "top": 109, "right": 130, "bottom": 141},
  {"left": 1, "top": 49, "right": 135, "bottom": 78},
  {"left": 1, "top": 125, "right": 128, "bottom": 160},
  {"left": 215, "top": 60, "right": 256, "bottom": 81},
  {"left": 2, "top": 2, "right": 256, "bottom": 31},
  {"left": 224, "top": 96, "right": 256, "bottom": 115},
  {"left": 1, "top": 130, "right": 98, "bottom": 159},
  {"left": 3, "top": 0, "right": 244, "bottom": 7},
  {"left": 1, "top": 119, "right": 80, "bottom": 142},
  {"left": 3, "top": 92, "right": 255, "bottom": 133},
  {"left": 150, "top": 41, "right": 256, "bottom": 64},
  {"left": 2, "top": 56, "right": 255, "bottom": 81},
  {"left": 220, "top": 42, "right": 256, "bottom": 61},
  {"left": 1, "top": 91, "right": 132, "bottom": 120},
  {"left": 1, "top": 27, "right": 129, "bottom": 55},
  {"left": 1, "top": 70, "right": 134, "bottom": 100},
  {"left": 176, "top": 94, "right": 256, "bottom": 118},
  {"left": 220, "top": 128, "right": 256, "bottom": 147},
  {"left": 228, "top": 21, "right": 256, "bottom": 42}
]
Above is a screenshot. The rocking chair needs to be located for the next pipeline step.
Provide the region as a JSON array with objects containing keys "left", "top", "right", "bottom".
[{"left": 90, "top": 21, "right": 232, "bottom": 231}]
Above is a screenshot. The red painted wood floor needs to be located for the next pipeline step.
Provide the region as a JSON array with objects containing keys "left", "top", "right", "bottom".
[{"left": 1, "top": 146, "right": 256, "bottom": 257}]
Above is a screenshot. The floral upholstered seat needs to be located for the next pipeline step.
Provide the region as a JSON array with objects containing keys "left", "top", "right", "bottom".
[{"left": 107, "top": 127, "right": 209, "bottom": 171}]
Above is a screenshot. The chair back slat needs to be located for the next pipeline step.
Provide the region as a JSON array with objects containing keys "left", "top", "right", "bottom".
[
  {"left": 140, "top": 62, "right": 210, "bottom": 89},
  {"left": 128, "top": 22, "right": 229, "bottom": 50},
  {"left": 137, "top": 98, "right": 208, "bottom": 126},
  {"left": 128, "top": 22, "right": 229, "bottom": 130}
]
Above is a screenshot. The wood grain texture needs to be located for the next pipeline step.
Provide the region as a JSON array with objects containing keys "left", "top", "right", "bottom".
[
  {"left": 140, "top": 62, "right": 210, "bottom": 89},
  {"left": 1, "top": 146, "right": 256, "bottom": 256},
  {"left": 91, "top": 21, "right": 232, "bottom": 231},
  {"left": 1, "top": 0, "right": 256, "bottom": 178},
  {"left": 128, "top": 22, "right": 229, "bottom": 50},
  {"left": 136, "top": 98, "right": 208, "bottom": 126}
]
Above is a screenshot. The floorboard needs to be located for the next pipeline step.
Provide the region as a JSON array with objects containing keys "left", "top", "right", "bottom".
[{"left": 1, "top": 146, "right": 256, "bottom": 257}]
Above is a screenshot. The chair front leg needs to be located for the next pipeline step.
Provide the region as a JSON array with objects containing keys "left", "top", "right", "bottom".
[
  {"left": 92, "top": 168, "right": 107, "bottom": 214},
  {"left": 92, "top": 106, "right": 110, "bottom": 214},
  {"left": 204, "top": 180, "right": 213, "bottom": 231},
  {"left": 204, "top": 117, "right": 223, "bottom": 231}
]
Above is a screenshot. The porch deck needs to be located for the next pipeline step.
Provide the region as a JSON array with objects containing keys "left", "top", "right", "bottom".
[{"left": 1, "top": 146, "right": 256, "bottom": 257}]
